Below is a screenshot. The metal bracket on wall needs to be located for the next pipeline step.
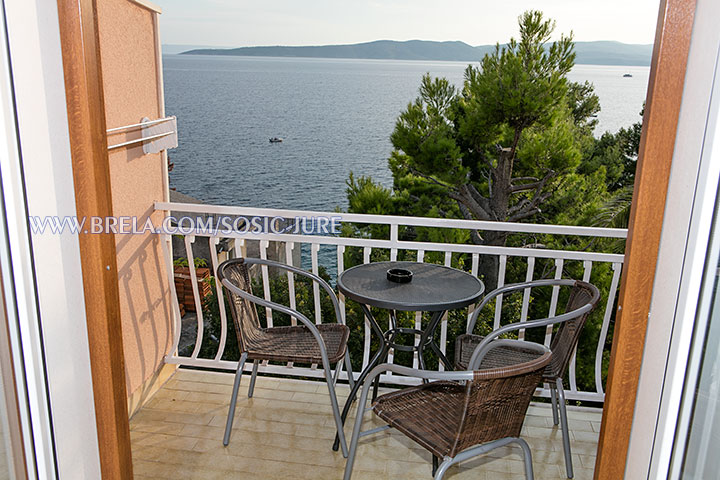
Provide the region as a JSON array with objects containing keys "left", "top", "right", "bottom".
[{"left": 106, "top": 116, "right": 178, "bottom": 153}]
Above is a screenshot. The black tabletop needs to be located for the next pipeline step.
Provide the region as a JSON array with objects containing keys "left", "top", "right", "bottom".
[{"left": 337, "top": 261, "right": 485, "bottom": 312}]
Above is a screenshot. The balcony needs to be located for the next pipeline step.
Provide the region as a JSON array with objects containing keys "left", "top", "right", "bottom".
[
  {"left": 135, "top": 201, "right": 623, "bottom": 478},
  {"left": 130, "top": 369, "right": 601, "bottom": 480}
]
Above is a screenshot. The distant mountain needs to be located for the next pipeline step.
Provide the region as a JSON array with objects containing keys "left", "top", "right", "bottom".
[
  {"left": 180, "top": 40, "right": 653, "bottom": 66},
  {"left": 572, "top": 41, "right": 652, "bottom": 66},
  {"left": 162, "top": 44, "right": 230, "bottom": 55}
]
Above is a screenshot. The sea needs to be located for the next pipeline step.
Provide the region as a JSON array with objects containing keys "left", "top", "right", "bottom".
[{"left": 163, "top": 54, "right": 650, "bottom": 212}]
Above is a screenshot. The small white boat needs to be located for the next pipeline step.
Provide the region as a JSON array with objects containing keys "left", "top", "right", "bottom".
[{"left": 269, "top": 137, "right": 283, "bottom": 143}]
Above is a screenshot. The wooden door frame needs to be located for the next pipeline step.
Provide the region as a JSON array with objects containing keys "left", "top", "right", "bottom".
[
  {"left": 55, "top": 0, "right": 133, "bottom": 478},
  {"left": 594, "top": 0, "right": 697, "bottom": 478}
]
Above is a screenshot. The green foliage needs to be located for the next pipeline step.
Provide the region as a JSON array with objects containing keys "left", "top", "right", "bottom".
[
  {"left": 346, "top": 172, "right": 394, "bottom": 216},
  {"left": 340, "top": 10, "right": 643, "bottom": 399},
  {"left": 593, "top": 185, "right": 634, "bottom": 229},
  {"left": 253, "top": 266, "right": 336, "bottom": 329},
  {"left": 384, "top": 10, "right": 602, "bottom": 240},
  {"left": 459, "top": 11, "right": 575, "bottom": 136},
  {"left": 567, "top": 81, "right": 601, "bottom": 132},
  {"left": 173, "top": 257, "right": 208, "bottom": 268},
  {"left": 196, "top": 276, "right": 239, "bottom": 361},
  {"left": 582, "top": 120, "right": 641, "bottom": 192},
  {"left": 588, "top": 107, "right": 643, "bottom": 252}
]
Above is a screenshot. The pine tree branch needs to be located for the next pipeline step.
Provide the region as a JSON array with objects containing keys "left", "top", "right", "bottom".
[
  {"left": 508, "top": 206, "right": 542, "bottom": 222},
  {"left": 461, "top": 184, "right": 492, "bottom": 217},
  {"left": 507, "top": 170, "right": 555, "bottom": 221},
  {"left": 406, "top": 166, "right": 455, "bottom": 190},
  {"left": 452, "top": 185, "right": 491, "bottom": 221},
  {"left": 511, "top": 176, "right": 539, "bottom": 184},
  {"left": 510, "top": 170, "right": 555, "bottom": 194},
  {"left": 508, "top": 191, "right": 553, "bottom": 221},
  {"left": 402, "top": 167, "right": 494, "bottom": 221}
]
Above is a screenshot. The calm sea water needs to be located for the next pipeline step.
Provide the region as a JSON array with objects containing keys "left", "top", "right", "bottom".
[{"left": 163, "top": 55, "right": 649, "bottom": 211}]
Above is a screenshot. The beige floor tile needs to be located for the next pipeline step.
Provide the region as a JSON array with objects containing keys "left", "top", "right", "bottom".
[
  {"left": 564, "top": 406, "right": 604, "bottom": 421},
  {"left": 564, "top": 419, "right": 597, "bottom": 432},
  {"left": 134, "top": 431, "right": 200, "bottom": 451},
  {"left": 572, "top": 430, "right": 600, "bottom": 443},
  {"left": 182, "top": 391, "right": 233, "bottom": 405},
  {"left": 132, "top": 370, "right": 601, "bottom": 479},
  {"left": 130, "top": 419, "right": 187, "bottom": 436},
  {"left": 567, "top": 441, "right": 600, "bottom": 456},
  {"left": 163, "top": 379, "right": 234, "bottom": 395},
  {"left": 275, "top": 378, "right": 325, "bottom": 393},
  {"left": 573, "top": 467, "right": 597, "bottom": 480},
  {"left": 578, "top": 453, "right": 598, "bottom": 469},
  {"left": 523, "top": 414, "right": 551, "bottom": 428}
]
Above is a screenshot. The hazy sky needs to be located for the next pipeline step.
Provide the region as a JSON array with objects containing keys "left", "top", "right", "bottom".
[{"left": 153, "top": 0, "right": 661, "bottom": 47}]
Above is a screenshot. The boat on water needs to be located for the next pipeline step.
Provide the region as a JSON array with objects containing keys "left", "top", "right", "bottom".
[
  {"left": 623, "top": 73, "right": 633, "bottom": 78},
  {"left": 269, "top": 137, "right": 283, "bottom": 143}
]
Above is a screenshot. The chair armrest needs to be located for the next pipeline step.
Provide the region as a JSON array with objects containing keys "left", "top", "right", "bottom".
[
  {"left": 467, "top": 279, "right": 579, "bottom": 334},
  {"left": 360, "top": 340, "right": 551, "bottom": 396},
  {"left": 221, "top": 278, "right": 334, "bottom": 367},
  {"left": 242, "top": 257, "right": 345, "bottom": 325},
  {"left": 363, "top": 363, "right": 476, "bottom": 385},
  {"left": 466, "top": 301, "right": 593, "bottom": 369}
]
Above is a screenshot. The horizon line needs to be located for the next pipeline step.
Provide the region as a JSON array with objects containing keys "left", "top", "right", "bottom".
[{"left": 163, "top": 39, "right": 654, "bottom": 49}]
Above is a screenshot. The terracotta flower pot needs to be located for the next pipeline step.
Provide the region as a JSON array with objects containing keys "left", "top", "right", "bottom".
[{"left": 174, "top": 265, "right": 211, "bottom": 312}]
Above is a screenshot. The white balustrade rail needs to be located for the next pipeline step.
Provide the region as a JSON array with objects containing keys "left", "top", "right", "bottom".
[{"left": 156, "top": 201, "right": 626, "bottom": 403}]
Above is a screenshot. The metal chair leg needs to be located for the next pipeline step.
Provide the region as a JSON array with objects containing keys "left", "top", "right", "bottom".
[
  {"left": 433, "top": 437, "right": 533, "bottom": 480},
  {"left": 433, "top": 457, "right": 453, "bottom": 480},
  {"left": 333, "top": 341, "right": 387, "bottom": 452},
  {"left": 549, "top": 383, "right": 559, "bottom": 426},
  {"left": 556, "top": 378, "right": 574, "bottom": 478},
  {"left": 247, "top": 359, "right": 259, "bottom": 398},
  {"left": 512, "top": 438, "right": 535, "bottom": 480},
  {"left": 323, "top": 359, "right": 349, "bottom": 457},
  {"left": 223, "top": 352, "right": 248, "bottom": 446},
  {"left": 343, "top": 374, "right": 376, "bottom": 480}
]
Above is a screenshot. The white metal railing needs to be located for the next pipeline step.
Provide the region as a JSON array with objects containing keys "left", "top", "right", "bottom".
[{"left": 156, "top": 201, "right": 626, "bottom": 403}]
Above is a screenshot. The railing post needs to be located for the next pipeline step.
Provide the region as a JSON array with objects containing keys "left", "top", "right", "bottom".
[{"left": 184, "top": 235, "right": 204, "bottom": 359}]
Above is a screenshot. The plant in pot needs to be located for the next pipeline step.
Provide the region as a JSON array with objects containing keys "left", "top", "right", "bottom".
[{"left": 174, "top": 257, "right": 211, "bottom": 312}]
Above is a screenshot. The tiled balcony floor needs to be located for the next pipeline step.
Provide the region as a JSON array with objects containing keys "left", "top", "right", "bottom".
[{"left": 130, "top": 368, "right": 601, "bottom": 480}]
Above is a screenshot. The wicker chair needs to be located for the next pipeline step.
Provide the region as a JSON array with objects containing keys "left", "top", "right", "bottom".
[
  {"left": 454, "top": 279, "right": 601, "bottom": 479},
  {"left": 217, "top": 257, "right": 354, "bottom": 456},
  {"left": 343, "top": 340, "right": 552, "bottom": 480}
]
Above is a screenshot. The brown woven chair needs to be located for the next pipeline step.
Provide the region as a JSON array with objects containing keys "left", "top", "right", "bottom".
[
  {"left": 454, "top": 279, "right": 601, "bottom": 479},
  {"left": 217, "top": 257, "right": 354, "bottom": 456},
  {"left": 343, "top": 340, "right": 551, "bottom": 480}
]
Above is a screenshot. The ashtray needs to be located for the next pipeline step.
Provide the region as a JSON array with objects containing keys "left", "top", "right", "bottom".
[{"left": 387, "top": 268, "right": 413, "bottom": 283}]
